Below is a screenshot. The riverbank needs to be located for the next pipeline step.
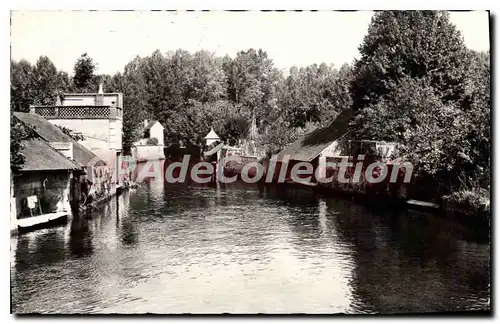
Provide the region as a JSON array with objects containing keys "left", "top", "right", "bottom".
[{"left": 262, "top": 177, "right": 490, "bottom": 230}]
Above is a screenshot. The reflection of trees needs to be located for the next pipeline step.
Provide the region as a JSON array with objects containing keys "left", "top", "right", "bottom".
[
  {"left": 68, "top": 215, "right": 94, "bottom": 258},
  {"left": 117, "top": 191, "right": 139, "bottom": 247},
  {"left": 330, "top": 200, "right": 491, "bottom": 313},
  {"left": 284, "top": 200, "right": 321, "bottom": 246},
  {"left": 266, "top": 187, "right": 328, "bottom": 253}
]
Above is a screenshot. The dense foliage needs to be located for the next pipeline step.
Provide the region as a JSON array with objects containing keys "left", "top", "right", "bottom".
[
  {"left": 73, "top": 53, "right": 97, "bottom": 91},
  {"left": 10, "top": 115, "right": 36, "bottom": 170},
  {"left": 351, "top": 11, "right": 490, "bottom": 196}
]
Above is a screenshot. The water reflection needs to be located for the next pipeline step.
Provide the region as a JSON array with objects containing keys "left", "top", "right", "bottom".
[
  {"left": 328, "top": 201, "right": 491, "bottom": 313},
  {"left": 10, "top": 181, "right": 490, "bottom": 314}
]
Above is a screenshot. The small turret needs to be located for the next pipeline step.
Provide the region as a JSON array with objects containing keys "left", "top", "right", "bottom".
[{"left": 204, "top": 128, "right": 220, "bottom": 146}]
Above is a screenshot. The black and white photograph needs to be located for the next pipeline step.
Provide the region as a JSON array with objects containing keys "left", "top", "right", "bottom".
[{"left": 9, "top": 9, "right": 491, "bottom": 315}]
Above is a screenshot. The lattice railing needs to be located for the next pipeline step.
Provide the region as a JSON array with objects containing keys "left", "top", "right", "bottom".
[
  {"left": 34, "top": 107, "right": 56, "bottom": 117},
  {"left": 34, "top": 106, "right": 112, "bottom": 119}
]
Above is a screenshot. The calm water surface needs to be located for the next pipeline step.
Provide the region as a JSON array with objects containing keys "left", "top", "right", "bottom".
[{"left": 11, "top": 181, "right": 490, "bottom": 314}]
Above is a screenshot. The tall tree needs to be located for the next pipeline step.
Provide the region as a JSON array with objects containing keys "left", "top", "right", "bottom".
[
  {"left": 225, "top": 49, "right": 280, "bottom": 127},
  {"left": 109, "top": 57, "right": 150, "bottom": 153},
  {"left": 352, "top": 11, "right": 489, "bottom": 193},
  {"left": 31, "top": 56, "right": 60, "bottom": 105},
  {"left": 73, "top": 53, "right": 96, "bottom": 91},
  {"left": 10, "top": 59, "right": 34, "bottom": 112},
  {"left": 352, "top": 11, "right": 470, "bottom": 111}
]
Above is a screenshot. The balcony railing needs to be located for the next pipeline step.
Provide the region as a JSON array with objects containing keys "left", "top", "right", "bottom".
[{"left": 33, "top": 105, "right": 122, "bottom": 119}]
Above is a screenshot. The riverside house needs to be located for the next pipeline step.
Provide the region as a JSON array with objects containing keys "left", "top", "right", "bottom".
[
  {"left": 271, "top": 108, "right": 356, "bottom": 183},
  {"left": 13, "top": 112, "right": 107, "bottom": 213},
  {"left": 10, "top": 138, "right": 82, "bottom": 233}
]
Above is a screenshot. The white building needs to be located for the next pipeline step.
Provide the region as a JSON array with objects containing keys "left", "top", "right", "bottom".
[
  {"left": 31, "top": 84, "right": 123, "bottom": 188},
  {"left": 132, "top": 119, "right": 165, "bottom": 161}
]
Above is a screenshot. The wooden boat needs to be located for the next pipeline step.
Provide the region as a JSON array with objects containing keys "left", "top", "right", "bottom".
[
  {"left": 17, "top": 211, "right": 70, "bottom": 233},
  {"left": 406, "top": 199, "right": 440, "bottom": 213}
]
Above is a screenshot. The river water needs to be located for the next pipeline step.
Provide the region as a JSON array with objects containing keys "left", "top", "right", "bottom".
[{"left": 11, "top": 180, "right": 490, "bottom": 314}]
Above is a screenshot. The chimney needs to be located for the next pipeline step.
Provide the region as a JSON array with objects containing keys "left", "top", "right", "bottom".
[
  {"left": 55, "top": 96, "right": 62, "bottom": 106},
  {"left": 29, "top": 105, "right": 36, "bottom": 114},
  {"left": 96, "top": 82, "right": 104, "bottom": 106}
]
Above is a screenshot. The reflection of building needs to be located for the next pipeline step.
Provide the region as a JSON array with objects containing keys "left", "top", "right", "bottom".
[
  {"left": 132, "top": 119, "right": 165, "bottom": 161},
  {"left": 31, "top": 84, "right": 123, "bottom": 190}
]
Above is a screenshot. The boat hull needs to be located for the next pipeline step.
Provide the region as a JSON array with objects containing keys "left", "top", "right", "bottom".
[{"left": 17, "top": 212, "right": 70, "bottom": 233}]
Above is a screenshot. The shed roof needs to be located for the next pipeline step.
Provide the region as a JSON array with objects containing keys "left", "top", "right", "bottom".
[
  {"left": 18, "top": 139, "right": 82, "bottom": 172},
  {"left": 13, "top": 112, "right": 106, "bottom": 167},
  {"left": 275, "top": 109, "right": 355, "bottom": 162}
]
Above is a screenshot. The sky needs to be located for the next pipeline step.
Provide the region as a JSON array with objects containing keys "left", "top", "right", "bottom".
[{"left": 10, "top": 10, "right": 490, "bottom": 76}]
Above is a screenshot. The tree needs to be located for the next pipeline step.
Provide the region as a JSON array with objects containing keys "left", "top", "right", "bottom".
[
  {"left": 352, "top": 11, "right": 470, "bottom": 111},
  {"left": 224, "top": 49, "right": 280, "bottom": 128},
  {"left": 73, "top": 53, "right": 96, "bottom": 91},
  {"left": 190, "top": 51, "right": 227, "bottom": 103},
  {"left": 279, "top": 63, "right": 345, "bottom": 128},
  {"left": 11, "top": 59, "right": 34, "bottom": 112},
  {"left": 31, "top": 56, "right": 60, "bottom": 105},
  {"left": 56, "top": 71, "right": 72, "bottom": 97},
  {"left": 10, "top": 115, "right": 36, "bottom": 170},
  {"left": 460, "top": 50, "right": 491, "bottom": 188},
  {"left": 356, "top": 78, "right": 467, "bottom": 175}
]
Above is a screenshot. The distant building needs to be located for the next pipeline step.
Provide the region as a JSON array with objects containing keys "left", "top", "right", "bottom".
[
  {"left": 132, "top": 119, "right": 165, "bottom": 161},
  {"left": 30, "top": 84, "right": 123, "bottom": 188},
  {"left": 272, "top": 109, "right": 399, "bottom": 183},
  {"left": 136, "top": 119, "right": 164, "bottom": 146},
  {"left": 272, "top": 109, "right": 356, "bottom": 181},
  {"left": 204, "top": 128, "right": 220, "bottom": 147}
]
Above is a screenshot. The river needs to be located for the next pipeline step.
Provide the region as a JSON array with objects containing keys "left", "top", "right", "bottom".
[{"left": 10, "top": 180, "right": 490, "bottom": 314}]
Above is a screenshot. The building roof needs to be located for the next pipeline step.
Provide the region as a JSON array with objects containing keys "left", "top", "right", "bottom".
[
  {"left": 13, "top": 112, "right": 106, "bottom": 167},
  {"left": 205, "top": 128, "right": 220, "bottom": 140},
  {"left": 204, "top": 142, "right": 224, "bottom": 157},
  {"left": 63, "top": 93, "right": 122, "bottom": 96},
  {"left": 275, "top": 109, "right": 356, "bottom": 162},
  {"left": 18, "top": 139, "right": 82, "bottom": 172},
  {"left": 144, "top": 120, "right": 161, "bottom": 131}
]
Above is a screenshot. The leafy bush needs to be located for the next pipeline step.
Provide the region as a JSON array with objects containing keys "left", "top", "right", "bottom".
[
  {"left": 443, "top": 187, "right": 490, "bottom": 214},
  {"left": 146, "top": 137, "right": 159, "bottom": 145},
  {"left": 55, "top": 124, "right": 85, "bottom": 141}
]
